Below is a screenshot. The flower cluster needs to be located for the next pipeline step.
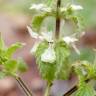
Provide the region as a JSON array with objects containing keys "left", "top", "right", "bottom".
[{"left": 27, "top": 26, "right": 80, "bottom": 63}]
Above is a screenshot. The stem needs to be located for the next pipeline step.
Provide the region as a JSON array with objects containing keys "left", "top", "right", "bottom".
[
  {"left": 15, "top": 76, "right": 32, "bottom": 96},
  {"left": 63, "top": 79, "right": 90, "bottom": 96},
  {"left": 44, "top": 82, "right": 52, "bottom": 96},
  {"left": 55, "top": 0, "right": 61, "bottom": 39}
]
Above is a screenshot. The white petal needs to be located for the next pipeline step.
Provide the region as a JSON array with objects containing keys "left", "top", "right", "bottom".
[
  {"left": 42, "top": 7, "right": 51, "bottom": 12},
  {"left": 41, "top": 32, "right": 53, "bottom": 42},
  {"left": 30, "top": 42, "right": 40, "bottom": 54},
  {"left": 41, "top": 47, "right": 56, "bottom": 63},
  {"left": 63, "top": 36, "right": 78, "bottom": 44},
  {"left": 30, "top": 4, "right": 44, "bottom": 10},
  {"left": 30, "top": 4, "right": 51, "bottom": 12},
  {"left": 27, "top": 26, "right": 39, "bottom": 39},
  {"left": 71, "top": 43, "right": 80, "bottom": 55},
  {"left": 70, "top": 4, "right": 83, "bottom": 10}
]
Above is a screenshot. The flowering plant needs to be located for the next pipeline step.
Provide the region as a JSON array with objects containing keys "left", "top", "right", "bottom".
[
  {"left": 28, "top": 0, "right": 96, "bottom": 96},
  {"left": 0, "top": 0, "right": 96, "bottom": 96}
]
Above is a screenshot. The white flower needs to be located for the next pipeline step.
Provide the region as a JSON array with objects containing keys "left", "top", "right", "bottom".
[
  {"left": 41, "top": 32, "right": 53, "bottom": 42},
  {"left": 27, "top": 26, "right": 39, "bottom": 39},
  {"left": 27, "top": 26, "right": 54, "bottom": 55},
  {"left": 27, "top": 26, "right": 53, "bottom": 42},
  {"left": 63, "top": 36, "right": 80, "bottom": 55},
  {"left": 30, "top": 4, "right": 45, "bottom": 10},
  {"left": 30, "top": 4, "right": 51, "bottom": 12},
  {"left": 41, "top": 46, "right": 56, "bottom": 63},
  {"left": 30, "top": 42, "right": 41, "bottom": 54},
  {"left": 70, "top": 4, "right": 83, "bottom": 10},
  {"left": 63, "top": 36, "right": 78, "bottom": 45}
]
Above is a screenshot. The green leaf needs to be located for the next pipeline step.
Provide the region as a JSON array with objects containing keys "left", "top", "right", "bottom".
[
  {"left": 75, "top": 83, "right": 96, "bottom": 96},
  {"left": 32, "top": 13, "right": 48, "bottom": 32},
  {"left": 35, "top": 41, "right": 72, "bottom": 81},
  {"left": 70, "top": 16, "right": 84, "bottom": 32},
  {"left": 17, "top": 58, "right": 28, "bottom": 72},
  {"left": 35, "top": 41, "right": 56, "bottom": 82},
  {"left": 5, "top": 43, "right": 23, "bottom": 58},
  {"left": 69, "top": 48, "right": 95, "bottom": 63},
  {"left": 4, "top": 59, "right": 17, "bottom": 74},
  {"left": 32, "top": 11, "right": 55, "bottom": 32},
  {"left": 73, "top": 61, "right": 87, "bottom": 78},
  {"left": 55, "top": 41, "right": 71, "bottom": 80}
]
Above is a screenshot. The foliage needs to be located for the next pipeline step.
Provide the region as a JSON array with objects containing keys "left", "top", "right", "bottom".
[
  {"left": 28, "top": 0, "right": 96, "bottom": 96},
  {"left": 0, "top": 34, "right": 27, "bottom": 78},
  {"left": 0, "top": 0, "right": 96, "bottom": 96},
  {"left": 75, "top": 82, "right": 96, "bottom": 96}
]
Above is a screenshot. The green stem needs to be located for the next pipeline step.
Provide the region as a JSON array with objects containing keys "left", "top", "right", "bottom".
[
  {"left": 55, "top": 0, "right": 61, "bottom": 39},
  {"left": 44, "top": 82, "right": 52, "bottom": 96},
  {"left": 64, "top": 79, "right": 90, "bottom": 96},
  {"left": 15, "top": 76, "right": 32, "bottom": 96}
]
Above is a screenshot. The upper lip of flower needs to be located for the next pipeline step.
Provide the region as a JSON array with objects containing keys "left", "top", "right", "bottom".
[
  {"left": 63, "top": 36, "right": 78, "bottom": 44},
  {"left": 70, "top": 4, "right": 83, "bottom": 10},
  {"left": 29, "top": 4, "right": 51, "bottom": 12},
  {"left": 27, "top": 26, "right": 53, "bottom": 42},
  {"left": 41, "top": 46, "right": 56, "bottom": 63},
  {"left": 27, "top": 26, "right": 80, "bottom": 55}
]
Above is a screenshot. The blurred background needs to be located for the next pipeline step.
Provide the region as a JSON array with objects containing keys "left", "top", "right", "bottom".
[{"left": 0, "top": 0, "right": 96, "bottom": 96}]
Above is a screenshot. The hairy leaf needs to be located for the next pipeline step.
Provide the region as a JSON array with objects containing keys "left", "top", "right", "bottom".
[
  {"left": 32, "top": 11, "right": 55, "bottom": 32},
  {"left": 69, "top": 48, "right": 95, "bottom": 63},
  {"left": 55, "top": 41, "right": 71, "bottom": 80},
  {"left": 75, "top": 83, "right": 96, "bottom": 96},
  {"left": 4, "top": 60, "right": 17, "bottom": 73},
  {"left": 35, "top": 41, "right": 56, "bottom": 82},
  {"left": 32, "top": 15, "right": 45, "bottom": 32},
  {"left": 5, "top": 43, "right": 23, "bottom": 58},
  {"left": 17, "top": 58, "right": 28, "bottom": 72}
]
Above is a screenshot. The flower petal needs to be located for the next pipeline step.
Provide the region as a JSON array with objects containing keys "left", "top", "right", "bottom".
[
  {"left": 27, "top": 26, "right": 39, "bottom": 39},
  {"left": 41, "top": 46, "right": 56, "bottom": 63},
  {"left": 30, "top": 4, "right": 51, "bottom": 12},
  {"left": 31, "top": 42, "right": 41, "bottom": 54},
  {"left": 41, "top": 32, "right": 53, "bottom": 42},
  {"left": 63, "top": 36, "right": 78, "bottom": 45},
  {"left": 30, "top": 4, "right": 44, "bottom": 10},
  {"left": 70, "top": 4, "right": 83, "bottom": 10}
]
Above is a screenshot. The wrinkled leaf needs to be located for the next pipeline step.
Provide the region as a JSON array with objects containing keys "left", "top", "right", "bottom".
[
  {"left": 4, "top": 60, "right": 17, "bottom": 73},
  {"left": 55, "top": 41, "right": 71, "bottom": 80},
  {"left": 5, "top": 43, "right": 23, "bottom": 58},
  {"left": 69, "top": 48, "right": 95, "bottom": 63},
  {"left": 75, "top": 83, "right": 96, "bottom": 96},
  {"left": 17, "top": 58, "right": 28, "bottom": 72},
  {"left": 32, "top": 14, "right": 48, "bottom": 32},
  {"left": 35, "top": 41, "right": 56, "bottom": 82}
]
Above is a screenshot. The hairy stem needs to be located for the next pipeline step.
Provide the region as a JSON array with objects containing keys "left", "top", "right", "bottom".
[
  {"left": 55, "top": 0, "right": 61, "bottom": 39},
  {"left": 15, "top": 76, "right": 32, "bottom": 96},
  {"left": 44, "top": 82, "right": 52, "bottom": 96},
  {"left": 63, "top": 79, "right": 90, "bottom": 96}
]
